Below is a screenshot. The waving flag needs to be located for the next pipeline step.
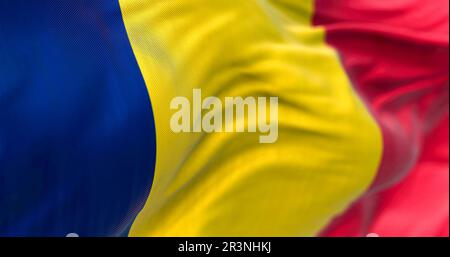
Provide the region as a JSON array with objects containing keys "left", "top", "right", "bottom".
[{"left": 0, "top": 0, "right": 448, "bottom": 237}]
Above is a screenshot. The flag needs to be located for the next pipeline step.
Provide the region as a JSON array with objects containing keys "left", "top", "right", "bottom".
[{"left": 0, "top": 0, "right": 447, "bottom": 237}]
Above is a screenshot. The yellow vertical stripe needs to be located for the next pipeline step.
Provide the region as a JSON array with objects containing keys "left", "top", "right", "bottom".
[{"left": 119, "top": 0, "right": 383, "bottom": 236}]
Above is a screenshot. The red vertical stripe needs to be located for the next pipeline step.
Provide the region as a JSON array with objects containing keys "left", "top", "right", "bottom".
[{"left": 313, "top": 0, "right": 449, "bottom": 236}]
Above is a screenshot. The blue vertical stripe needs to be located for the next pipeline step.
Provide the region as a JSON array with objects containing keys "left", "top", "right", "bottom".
[{"left": 0, "top": 1, "right": 156, "bottom": 236}]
